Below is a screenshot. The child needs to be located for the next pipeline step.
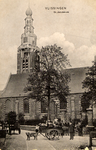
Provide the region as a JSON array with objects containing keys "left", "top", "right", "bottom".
[{"left": 35, "top": 125, "right": 39, "bottom": 135}]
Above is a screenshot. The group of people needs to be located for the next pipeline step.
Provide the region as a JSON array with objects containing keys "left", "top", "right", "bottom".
[{"left": 44, "top": 118, "right": 83, "bottom": 140}]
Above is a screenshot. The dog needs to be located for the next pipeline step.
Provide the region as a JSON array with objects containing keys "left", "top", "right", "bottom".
[{"left": 26, "top": 132, "right": 38, "bottom": 140}]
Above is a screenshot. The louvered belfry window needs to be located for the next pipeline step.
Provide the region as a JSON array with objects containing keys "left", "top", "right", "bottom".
[{"left": 24, "top": 99, "right": 29, "bottom": 113}]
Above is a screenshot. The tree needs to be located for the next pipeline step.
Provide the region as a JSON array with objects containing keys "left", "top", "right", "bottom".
[
  {"left": 81, "top": 60, "right": 96, "bottom": 112},
  {"left": 81, "top": 91, "right": 91, "bottom": 112},
  {"left": 24, "top": 44, "right": 71, "bottom": 120}
]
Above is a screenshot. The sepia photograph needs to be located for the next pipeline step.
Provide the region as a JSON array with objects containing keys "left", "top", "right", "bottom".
[{"left": 0, "top": 0, "right": 96, "bottom": 149}]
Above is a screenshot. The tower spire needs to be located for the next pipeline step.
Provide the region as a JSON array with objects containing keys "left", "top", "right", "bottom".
[
  {"left": 26, "top": 6, "right": 32, "bottom": 16},
  {"left": 17, "top": 7, "right": 40, "bottom": 74}
]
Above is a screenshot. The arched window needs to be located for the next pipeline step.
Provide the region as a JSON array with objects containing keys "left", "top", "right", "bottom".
[
  {"left": 60, "top": 101, "right": 67, "bottom": 109},
  {"left": 22, "top": 52, "right": 28, "bottom": 70},
  {"left": 5, "top": 99, "right": 12, "bottom": 113},
  {"left": 41, "top": 101, "right": 48, "bottom": 113},
  {"left": 24, "top": 99, "right": 29, "bottom": 113}
]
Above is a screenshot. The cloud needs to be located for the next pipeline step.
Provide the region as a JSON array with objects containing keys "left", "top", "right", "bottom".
[
  {"left": 70, "top": 45, "right": 96, "bottom": 67},
  {"left": 38, "top": 32, "right": 96, "bottom": 68},
  {"left": 38, "top": 32, "right": 75, "bottom": 52}
]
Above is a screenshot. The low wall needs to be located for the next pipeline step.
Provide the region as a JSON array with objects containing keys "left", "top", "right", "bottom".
[{"left": 20, "top": 125, "right": 36, "bottom": 131}]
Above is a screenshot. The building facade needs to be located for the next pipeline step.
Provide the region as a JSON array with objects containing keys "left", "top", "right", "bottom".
[{"left": 0, "top": 7, "right": 88, "bottom": 122}]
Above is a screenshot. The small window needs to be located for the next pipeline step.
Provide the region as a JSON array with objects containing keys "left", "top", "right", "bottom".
[
  {"left": 23, "top": 37, "right": 28, "bottom": 43},
  {"left": 22, "top": 58, "right": 28, "bottom": 70},
  {"left": 24, "top": 99, "right": 29, "bottom": 113},
  {"left": 23, "top": 60, "right": 25, "bottom": 63},
  {"left": 27, "top": 20, "right": 31, "bottom": 25},
  {"left": 24, "top": 52, "right": 28, "bottom": 58},
  {"left": 32, "top": 41, "right": 35, "bottom": 45}
]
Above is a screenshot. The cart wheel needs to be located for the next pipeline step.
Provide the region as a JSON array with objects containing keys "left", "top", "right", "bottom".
[{"left": 49, "top": 130, "right": 59, "bottom": 140}]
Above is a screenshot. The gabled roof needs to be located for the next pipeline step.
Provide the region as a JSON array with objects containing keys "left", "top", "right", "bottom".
[
  {"left": 66, "top": 67, "right": 88, "bottom": 93},
  {"left": 1, "top": 73, "right": 29, "bottom": 98},
  {"left": 0, "top": 67, "right": 88, "bottom": 98},
  {"left": 0, "top": 91, "right": 3, "bottom": 97}
]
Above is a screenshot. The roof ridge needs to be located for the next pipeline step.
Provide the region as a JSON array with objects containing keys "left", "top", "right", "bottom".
[{"left": 66, "top": 66, "right": 89, "bottom": 70}]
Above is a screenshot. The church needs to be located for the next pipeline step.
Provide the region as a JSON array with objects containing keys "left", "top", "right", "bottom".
[{"left": 0, "top": 7, "right": 88, "bottom": 122}]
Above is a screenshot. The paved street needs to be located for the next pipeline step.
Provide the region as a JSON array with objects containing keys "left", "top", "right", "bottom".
[
  {"left": 0, "top": 130, "right": 90, "bottom": 150},
  {"left": 21, "top": 130, "right": 90, "bottom": 150}
]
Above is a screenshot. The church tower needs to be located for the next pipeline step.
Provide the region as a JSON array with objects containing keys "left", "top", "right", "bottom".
[{"left": 17, "top": 7, "right": 40, "bottom": 74}]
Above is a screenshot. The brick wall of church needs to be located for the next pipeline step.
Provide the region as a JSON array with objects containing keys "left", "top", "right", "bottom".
[
  {"left": 0, "top": 98, "right": 5, "bottom": 120},
  {"left": 19, "top": 97, "right": 24, "bottom": 113},
  {"left": 0, "top": 93, "right": 83, "bottom": 122}
]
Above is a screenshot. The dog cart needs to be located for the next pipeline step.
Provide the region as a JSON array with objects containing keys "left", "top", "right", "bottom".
[{"left": 39, "top": 122, "right": 68, "bottom": 140}]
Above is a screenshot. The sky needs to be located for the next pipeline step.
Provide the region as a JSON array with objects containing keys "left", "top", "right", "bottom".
[{"left": 0, "top": 0, "right": 96, "bottom": 90}]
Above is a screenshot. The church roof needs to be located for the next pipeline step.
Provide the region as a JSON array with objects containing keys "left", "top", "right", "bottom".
[
  {"left": 0, "top": 67, "right": 88, "bottom": 98},
  {"left": 0, "top": 91, "right": 3, "bottom": 97},
  {"left": 67, "top": 67, "right": 88, "bottom": 94},
  {"left": 1, "top": 73, "right": 29, "bottom": 98}
]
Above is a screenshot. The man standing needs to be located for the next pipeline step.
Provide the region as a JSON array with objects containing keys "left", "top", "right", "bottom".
[{"left": 69, "top": 122, "right": 74, "bottom": 140}]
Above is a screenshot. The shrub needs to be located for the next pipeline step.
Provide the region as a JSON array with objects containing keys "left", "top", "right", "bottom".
[
  {"left": 18, "top": 113, "right": 25, "bottom": 125},
  {"left": 5, "top": 111, "right": 16, "bottom": 124}
]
